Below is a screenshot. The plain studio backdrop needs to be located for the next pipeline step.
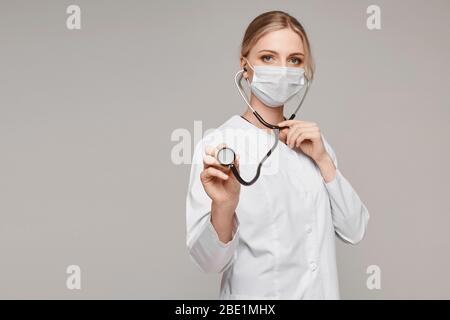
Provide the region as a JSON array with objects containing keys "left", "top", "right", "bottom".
[{"left": 0, "top": 0, "right": 449, "bottom": 299}]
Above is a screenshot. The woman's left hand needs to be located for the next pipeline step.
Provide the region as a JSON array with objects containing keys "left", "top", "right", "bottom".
[{"left": 277, "top": 119, "right": 328, "bottom": 164}]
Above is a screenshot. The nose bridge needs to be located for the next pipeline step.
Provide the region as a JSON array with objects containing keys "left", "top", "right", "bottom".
[
  {"left": 280, "top": 54, "right": 288, "bottom": 67},
  {"left": 277, "top": 52, "right": 292, "bottom": 67}
]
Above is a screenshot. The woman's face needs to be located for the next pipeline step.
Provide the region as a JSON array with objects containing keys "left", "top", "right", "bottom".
[{"left": 242, "top": 28, "right": 305, "bottom": 82}]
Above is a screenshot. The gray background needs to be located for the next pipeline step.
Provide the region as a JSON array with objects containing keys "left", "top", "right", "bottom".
[{"left": 0, "top": 0, "right": 449, "bottom": 299}]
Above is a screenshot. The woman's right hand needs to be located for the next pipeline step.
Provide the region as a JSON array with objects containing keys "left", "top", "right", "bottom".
[{"left": 200, "top": 143, "right": 241, "bottom": 211}]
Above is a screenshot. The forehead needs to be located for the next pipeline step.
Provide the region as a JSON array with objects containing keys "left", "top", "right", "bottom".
[{"left": 251, "top": 28, "right": 304, "bottom": 55}]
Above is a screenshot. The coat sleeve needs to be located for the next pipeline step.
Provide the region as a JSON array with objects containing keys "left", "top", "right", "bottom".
[
  {"left": 321, "top": 135, "right": 370, "bottom": 245},
  {"left": 185, "top": 139, "right": 240, "bottom": 273}
]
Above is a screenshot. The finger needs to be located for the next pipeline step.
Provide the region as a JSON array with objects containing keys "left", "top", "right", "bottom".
[
  {"left": 286, "top": 122, "right": 318, "bottom": 132},
  {"left": 203, "top": 154, "right": 231, "bottom": 173},
  {"left": 287, "top": 127, "right": 319, "bottom": 147},
  {"left": 286, "top": 127, "right": 299, "bottom": 147},
  {"left": 287, "top": 127, "right": 313, "bottom": 147},
  {"left": 277, "top": 119, "right": 318, "bottom": 128},
  {"left": 205, "top": 143, "right": 227, "bottom": 158},
  {"left": 213, "top": 143, "right": 228, "bottom": 159},
  {"left": 201, "top": 167, "right": 229, "bottom": 181},
  {"left": 205, "top": 145, "right": 216, "bottom": 157},
  {"left": 277, "top": 119, "right": 301, "bottom": 127},
  {"left": 279, "top": 128, "right": 289, "bottom": 142},
  {"left": 295, "top": 131, "right": 321, "bottom": 148},
  {"left": 287, "top": 127, "right": 301, "bottom": 148}
]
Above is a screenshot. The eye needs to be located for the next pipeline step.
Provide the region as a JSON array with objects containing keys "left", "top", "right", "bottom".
[
  {"left": 289, "top": 57, "right": 303, "bottom": 65},
  {"left": 261, "top": 55, "right": 274, "bottom": 63}
]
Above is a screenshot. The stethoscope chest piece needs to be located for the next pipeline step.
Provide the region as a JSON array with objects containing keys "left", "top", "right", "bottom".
[{"left": 217, "top": 147, "right": 236, "bottom": 166}]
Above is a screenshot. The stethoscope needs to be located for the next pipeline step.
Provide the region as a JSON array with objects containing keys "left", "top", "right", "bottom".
[{"left": 216, "top": 65, "right": 311, "bottom": 186}]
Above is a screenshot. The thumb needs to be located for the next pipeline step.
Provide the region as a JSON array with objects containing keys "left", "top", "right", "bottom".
[{"left": 278, "top": 128, "right": 288, "bottom": 142}]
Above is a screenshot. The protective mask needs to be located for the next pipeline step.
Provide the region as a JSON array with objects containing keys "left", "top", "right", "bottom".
[{"left": 245, "top": 59, "right": 306, "bottom": 108}]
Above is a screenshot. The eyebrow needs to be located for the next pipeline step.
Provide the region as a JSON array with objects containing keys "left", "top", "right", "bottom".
[{"left": 257, "top": 49, "right": 304, "bottom": 56}]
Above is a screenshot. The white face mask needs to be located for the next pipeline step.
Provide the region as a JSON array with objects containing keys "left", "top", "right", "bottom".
[{"left": 245, "top": 59, "right": 306, "bottom": 108}]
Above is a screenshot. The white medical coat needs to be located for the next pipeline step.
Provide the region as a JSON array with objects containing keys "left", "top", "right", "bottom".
[{"left": 186, "top": 115, "right": 370, "bottom": 299}]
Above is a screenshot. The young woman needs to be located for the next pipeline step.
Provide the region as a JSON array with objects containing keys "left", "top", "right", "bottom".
[{"left": 186, "top": 10, "right": 369, "bottom": 299}]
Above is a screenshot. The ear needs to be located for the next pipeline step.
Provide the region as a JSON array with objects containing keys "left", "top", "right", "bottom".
[{"left": 240, "top": 56, "right": 249, "bottom": 79}]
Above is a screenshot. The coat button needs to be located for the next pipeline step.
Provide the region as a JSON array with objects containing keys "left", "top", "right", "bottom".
[
  {"left": 310, "top": 261, "right": 317, "bottom": 271},
  {"left": 306, "top": 225, "right": 313, "bottom": 234}
]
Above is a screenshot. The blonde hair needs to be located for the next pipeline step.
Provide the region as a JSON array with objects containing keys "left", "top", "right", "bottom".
[{"left": 241, "top": 10, "right": 315, "bottom": 80}]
